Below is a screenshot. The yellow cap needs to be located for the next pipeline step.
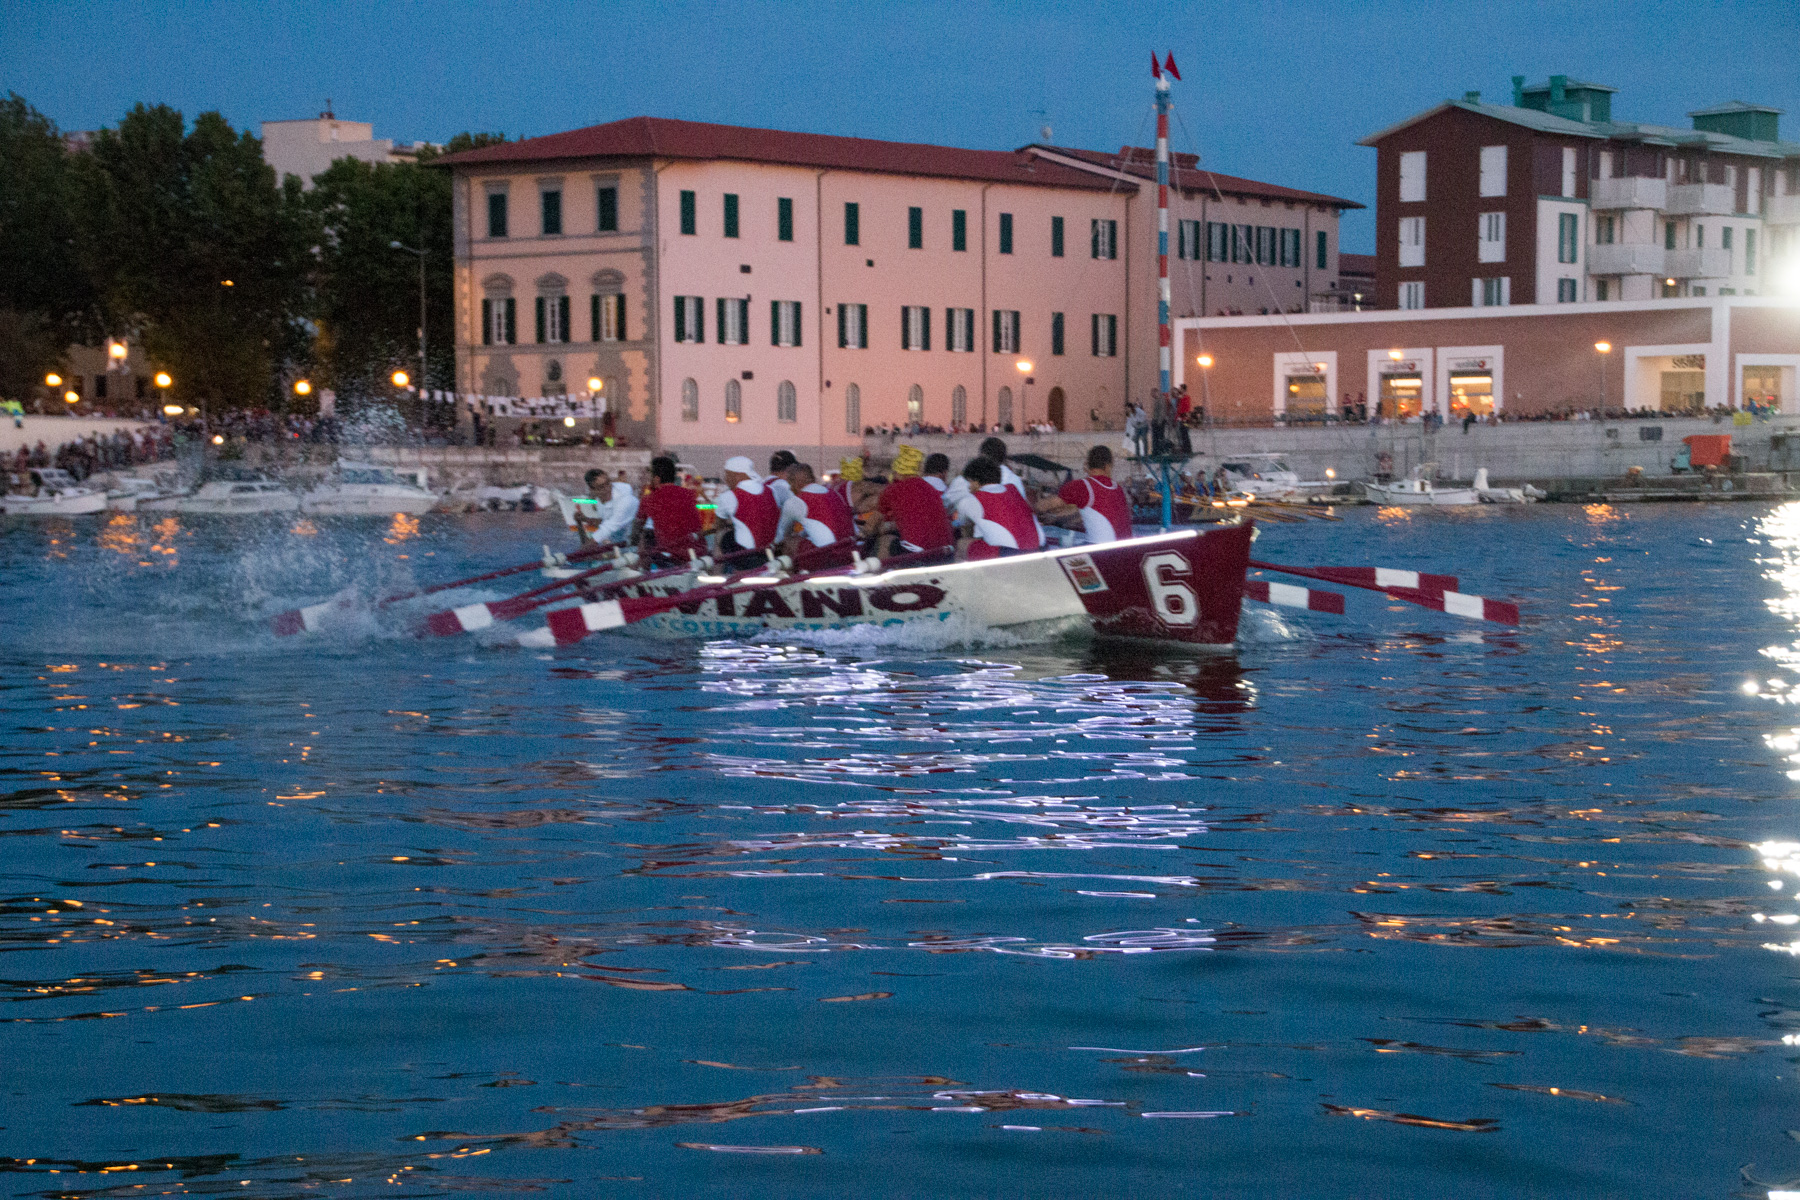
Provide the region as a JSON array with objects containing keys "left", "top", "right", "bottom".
[
  {"left": 890, "top": 445, "right": 924, "bottom": 477},
  {"left": 839, "top": 455, "right": 865, "bottom": 481}
]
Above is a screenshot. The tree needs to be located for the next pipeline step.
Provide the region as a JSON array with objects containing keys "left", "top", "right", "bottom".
[
  {"left": 73, "top": 104, "right": 314, "bottom": 410},
  {"left": 0, "top": 93, "right": 94, "bottom": 399}
]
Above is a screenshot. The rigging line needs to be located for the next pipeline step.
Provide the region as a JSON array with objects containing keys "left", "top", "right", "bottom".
[{"left": 1172, "top": 107, "right": 1322, "bottom": 378}]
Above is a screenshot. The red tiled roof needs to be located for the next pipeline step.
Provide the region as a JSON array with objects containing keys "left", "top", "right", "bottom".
[
  {"left": 437, "top": 116, "right": 1127, "bottom": 191},
  {"left": 1338, "top": 252, "right": 1377, "bottom": 277},
  {"left": 1042, "top": 145, "right": 1364, "bottom": 209}
]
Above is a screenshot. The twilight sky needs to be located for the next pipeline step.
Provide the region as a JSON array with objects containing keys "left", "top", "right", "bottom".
[{"left": 7, "top": 0, "right": 1796, "bottom": 252}]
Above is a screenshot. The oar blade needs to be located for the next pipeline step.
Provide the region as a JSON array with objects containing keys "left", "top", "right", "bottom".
[{"left": 1386, "top": 586, "right": 1519, "bottom": 626}]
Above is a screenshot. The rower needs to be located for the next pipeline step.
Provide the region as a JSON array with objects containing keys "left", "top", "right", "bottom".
[
  {"left": 576, "top": 467, "right": 639, "bottom": 545},
  {"left": 713, "top": 455, "right": 782, "bottom": 560},
  {"left": 943, "top": 436, "right": 1028, "bottom": 508},
  {"left": 953, "top": 455, "right": 1043, "bottom": 560},
  {"left": 778, "top": 462, "right": 857, "bottom": 553},
  {"left": 638, "top": 455, "right": 703, "bottom": 556},
  {"left": 1051, "top": 445, "right": 1136, "bottom": 543},
  {"left": 766, "top": 449, "right": 798, "bottom": 510},
  {"left": 875, "top": 447, "right": 955, "bottom": 556}
]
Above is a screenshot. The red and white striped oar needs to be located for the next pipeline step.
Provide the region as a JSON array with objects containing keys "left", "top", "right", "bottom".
[
  {"left": 1244, "top": 580, "right": 1345, "bottom": 614},
  {"left": 423, "top": 550, "right": 683, "bottom": 636},
  {"left": 270, "top": 587, "right": 359, "bottom": 636},
  {"left": 1382, "top": 586, "right": 1520, "bottom": 626},
  {"left": 1249, "top": 559, "right": 1517, "bottom": 626}
]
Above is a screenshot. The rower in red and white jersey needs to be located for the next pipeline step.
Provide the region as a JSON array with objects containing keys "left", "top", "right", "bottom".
[
  {"left": 777, "top": 462, "right": 857, "bottom": 550},
  {"left": 1055, "top": 445, "right": 1135, "bottom": 544},
  {"left": 638, "top": 455, "right": 703, "bottom": 553},
  {"left": 766, "top": 449, "right": 797, "bottom": 511},
  {"left": 876, "top": 451, "right": 955, "bottom": 554},
  {"left": 953, "top": 456, "right": 1043, "bottom": 561},
  {"left": 942, "top": 436, "right": 1028, "bottom": 509},
  {"left": 713, "top": 455, "right": 782, "bottom": 556}
]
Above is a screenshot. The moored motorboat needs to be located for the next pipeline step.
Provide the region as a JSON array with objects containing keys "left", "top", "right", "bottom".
[
  {"left": 302, "top": 462, "right": 438, "bottom": 516},
  {"left": 0, "top": 468, "right": 109, "bottom": 516},
  {"left": 1363, "top": 466, "right": 1479, "bottom": 506},
  {"left": 105, "top": 475, "right": 179, "bottom": 512},
  {"left": 1472, "top": 468, "right": 1545, "bottom": 504},
  {"left": 141, "top": 475, "right": 300, "bottom": 514},
  {"left": 1218, "top": 455, "right": 1338, "bottom": 503}
]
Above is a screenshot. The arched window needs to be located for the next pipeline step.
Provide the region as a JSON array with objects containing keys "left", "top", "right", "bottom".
[
  {"left": 681, "top": 377, "right": 699, "bottom": 422},
  {"left": 845, "top": 383, "right": 861, "bottom": 435},
  {"left": 777, "top": 380, "right": 797, "bottom": 423},
  {"left": 907, "top": 384, "right": 923, "bottom": 425},
  {"left": 951, "top": 385, "right": 967, "bottom": 427},
  {"left": 725, "top": 378, "right": 742, "bottom": 422},
  {"left": 997, "top": 386, "right": 1014, "bottom": 430}
]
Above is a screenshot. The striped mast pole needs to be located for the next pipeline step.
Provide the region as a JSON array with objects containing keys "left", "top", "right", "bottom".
[{"left": 1153, "top": 53, "right": 1180, "bottom": 527}]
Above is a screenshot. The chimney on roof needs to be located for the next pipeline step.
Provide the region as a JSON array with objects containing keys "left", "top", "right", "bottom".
[
  {"left": 1464, "top": 90, "right": 1481, "bottom": 103},
  {"left": 1550, "top": 75, "right": 1567, "bottom": 107}
]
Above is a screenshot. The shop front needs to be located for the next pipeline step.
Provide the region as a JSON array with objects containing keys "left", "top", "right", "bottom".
[{"left": 1379, "top": 361, "right": 1425, "bottom": 419}]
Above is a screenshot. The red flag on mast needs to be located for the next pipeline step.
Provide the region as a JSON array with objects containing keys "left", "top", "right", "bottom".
[
  {"left": 1151, "top": 52, "right": 1161, "bottom": 79},
  {"left": 1164, "top": 53, "right": 1181, "bottom": 81}
]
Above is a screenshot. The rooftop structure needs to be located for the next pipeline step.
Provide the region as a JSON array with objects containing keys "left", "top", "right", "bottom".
[{"left": 261, "top": 109, "right": 435, "bottom": 188}]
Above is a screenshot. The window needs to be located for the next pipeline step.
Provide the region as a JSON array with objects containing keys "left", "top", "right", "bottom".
[
  {"left": 1722, "top": 226, "right": 1734, "bottom": 253},
  {"left": 953, "top": 209, "right": 967, "bottom": 252},
  {"left": 1597, "top": 215, "right": 1615, "bottom": 244},
  {"left": 1051, "top": 215, "right": 1064, "bottom": 257},
  {"left": 724, "top": 378, "right": 741, "bottom": 422},
  {"left": 597, "top": 185, "right": 618, "bottom": 232},
  {"left": 1207, "top": 221, "right": 1230, "bottom": 262},
  {"left": 1235, "top": 224, "right": 1255, "bottom": 263},
  {"left": 536, "top": 293, "right": 569, "bottom": 343},
  {"left": 1091, "top": 218, "right": 1118, "bottom": 259},
  {"left": 992, "top": 309, "right": 1019, "bottom": 353},
  {"left": 999, "top": 212, "right": 1013, "bottom": 254},
  {"left": 591, "top": 293, "right": 625, "bottom": 342},
  {"left": 1557, "top": 278, "right": 1578, "bottom": 303},
  {"left": 679, "top": 190, "right": 696, "bottom": 236},
  {"left": 951, "top": 385, "right": 967, "bottom": 426},
  {"left": 540, "top": 189, "right": 562, "bottom": 236},
  {"left": 1696, "top": 225, "right": 1706, "bottom": 248},
  {"left": 1051, "top": 311, "right": 1064, "bottom": 356},
  {"left": 837, "top": 303, "right": 868, "bottom": 349},
  {"left": 777, "top": 197, "right": 793, "bottom": 242},
  {"left": 1746, "top": 229, "right": 1757, "bottom": 275},
  {"left": 487, "top": 192, "right": 509, "bottom": 238},
  {"left": 481, "top": 296, "right": 516, "bottom": 345},
  {"left": 1562, "top": 146, "right": 1578, "bottom": 198},
  {"left": 673, "top": 295, "right": 705, "bottom": 343},
  {"left": 908, "top": 206, "right": 923, "bottom": 249},
  {"left": 845, "top": 383, "right": 861, "bottom": 434},
  {"left": 1399, "top": 150, "right": 1426, "bottom": 202},
  {"left": 1558, "top": 212, "right": 1579, "bottom": 264},
  {"left": 681, "top": 377, "right": 699, "bottom": 422},
  {"left": 771, "top": 300, "right": 802, "bottom": 347},
  {"left": 1399, "top": 281, "right": 1424, "bottom": 310},
  {"left": 1596, "top": 279, "right": 1610, "bottom": 301},
  {"left": 1177, "top": 219, "right": 1200, "bottom": 260},
  {"left": 946, "top": 307, "right": 975, "bottom": 352},
  {"left": 1316, "top": 230, "right": 1328, "bottom": 270},
  {"left": 723, "top": 193, "right": 739, "bottom": 238},
  {"left": 997, "top": 386, "right": 1013, "bottom": 429},
  {"left": 1474, "top": 277, "right": 1510, "bottom": 306},
  {"left": 777, "top": 380, "right": 797, "bottom": 423},
  {"left": 1279, "top": 228, "right": 1300, "bottom": 267},
  {"left": 1479, "top": 145, "right": 1507, "bottom": 197},
  {"left": 1090, "top": 313, "right": 1117, "bottom": 357},
  {"left": 902, "top": 305, "right": 931, "bottom": 351},
  {"left": 907, "top": 384, "right": 923, "bottom": 425},
  {"left": 1665, "top": 221, "right": 1677, "bottom": 250},
  {"left": 1255, "top": 226, "right": 1275, "bottom": 266},
  {"left": 1398, "top": 216, "right": 1425, "bottom": 268},
  {"left": 844, "top": 202, "right": 860, "bottom": 245},
  {"left": 716, "top": 297, "right": 749, "bottom": 345},
  {"left": 1478, "top": 212, "right": 1506, "bottom": 263}
]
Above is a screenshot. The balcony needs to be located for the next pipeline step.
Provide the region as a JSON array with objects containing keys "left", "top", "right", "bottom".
[
  {"left": 1666, "top": 182, "right": 1735, "bottom": 216},
  {"left": 1592, "top": 176, "right": 1667, "bottom": 211},
  {"left": 1588, "top": 243, "right": 1665, "bottom": 276},
  {"left": 1665, "top": 247, "right": 1732, "bottom": 278},
  {"left": 1766, "top": 193, "right": 1800, "bottom": 226}
]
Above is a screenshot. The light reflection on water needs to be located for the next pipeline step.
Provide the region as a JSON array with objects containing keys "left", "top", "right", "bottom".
[{"left": 3, "top": 504, "right": 1800, "bottom": 1196}]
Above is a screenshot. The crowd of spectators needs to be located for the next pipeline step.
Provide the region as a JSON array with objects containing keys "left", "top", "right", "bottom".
[{"left": 11, "top": 426, "right": 176, "bottom": 481}]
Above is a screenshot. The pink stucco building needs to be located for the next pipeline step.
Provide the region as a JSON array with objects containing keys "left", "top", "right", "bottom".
[{"left": 440, "top": 118, "right": 1359, "bottom": 471}]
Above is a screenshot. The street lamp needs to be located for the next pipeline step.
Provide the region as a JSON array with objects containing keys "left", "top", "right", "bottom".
[
  {"left": 293, "top": 379, "right": 312, "bottom": 397},
  {"left": 585, "top": 376, "right": 604, "bottom": 433},
  {"left": 1195, "top": 354, "right": 1214, "bottom": 428},
  {"left": 392, "top": 369, "right": 410, "bottom": 389},
  {"left": 390, "top": 239, "right": 428, "bottom": 393},
  {"left": 63, "top": 390, "right": 79, "bottom": 406},
  {"left": 1595, "top": 341, "right": 1612, "bottom": 411},
  {"left": 45, "top": 372, "right": 61, "bottom": 388},
  {"left": 1015, "top": 359, "right": 1032, "bottom": 428}
]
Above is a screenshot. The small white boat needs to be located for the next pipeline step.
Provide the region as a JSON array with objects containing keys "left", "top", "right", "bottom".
[
  {"left": 1473, "top": 468, "right": 1544, "bottom": 505},
  {"left": 105, "top": 475, "right": 179, "bottom": 512},
  {"left": 302, "top": 463, "right": 438, "bottom": 516},
  {"left": 142, "top": 476, "right": 300, "bottom": 514},
  {"left": 1218, "top": 455, "right": 1337, "bottom": 503},
  {"left": 442, "top": 479, "right": 556, "bottom": 513},
  {"left": 1363, "top": 466, "right": 1479, "bottom": 506},
  {"left": 0, "top": 468, "right": 109, "bottom": 516}
]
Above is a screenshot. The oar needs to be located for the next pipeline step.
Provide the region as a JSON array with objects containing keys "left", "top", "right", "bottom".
[
  {"left": 1250, "top": 559, "right": 1517, "bottom": 626},
  {"left": 1244, "top": 580, "right": 1345, "bottom": 613},
  {"left": 521, "top": 544, "right": 950, "bottom": 648},
  {"left": 272, "top": 539, "right": 624, "bottom": 636}
]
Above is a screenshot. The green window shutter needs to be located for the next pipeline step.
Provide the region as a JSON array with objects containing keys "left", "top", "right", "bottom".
[
  {"left": 845, "top": 202, "right": 859, "bottom": 246},
  {"left": 920, "top": 306, "right": 929, "bottom": 351},
  {"left": 724, "top": 193, "right": 739, "bottom": 238},
  {"left": 1747, "top": 229, "right": 1757, "bottom": 274},
  {"left": 793, "top": 302, "right": 801, "bottom": 347},
  {"left": 597, "top": 186, "right": 617, "bottom": 232},
  {"left": 718, "top": 298, "right": 727, "bottom": 344},
  {"left": 838, "top": 304, "right": 847, "bottom": 348},
  {"left": 992, "top": 310, "right": 1001, "bottom": 352},
  {"left": 909, "top": 206, "right": 923, "bottom": 249},
  {"left": 1316, "top": 230, "right": 1327, "bottom": 269},
  {"left": 772, "top": 300, "right": 781, "bottom": 346},
  {"left": 482, "top": 299, "right": 492, "bottom": 346},
  {"left": 680, "top": 190, "right": 696, "bottom": 236},
  {"left": 488, "top": 193, "right": 508, "bottom": 238},
  {"left": 778, "top": 197, "right": 793, "bottom": 242},
  {"left": 590, "top": 295, "right": 600, "bottom": 341},
  {"left": 558, "top": 296, "right": 570, "bottom": 342},
  {"left": 674, "top": 297, "right": 686, "bottom": 343},
  {"left": 1051, "top": 216, "right": 1064, "bottom": 257},
  {"left": 1091, "top": 313, "right": 1098, "bottom": 356},
  {"left": 952, "top": 209, "right": 967, "bottom": 252},
  {"left": 616, "top": 294, "right": 627, "bottom": 341},
  {"left": 1052, "top": 311, "right": 1064, "bottom": 355},
  {"left": 535, "top": 296, "right": 546, "bottom": 344},
  {"left": 541, "top": 190, "right": 562, "bottom": 236},
  {"left": 505, "top": 298, "right": 516, "bottom": 344},
  {"left": 902, "top": 307, "right": 911, "bottom": 351},
  {"left": 999, "top": 213, "right": 1013, "bottom": 254}
]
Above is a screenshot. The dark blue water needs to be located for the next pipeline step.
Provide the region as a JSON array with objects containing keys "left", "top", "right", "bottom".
[{"left": 3, "top": 503, "right": 1799, "bottom": 1198}]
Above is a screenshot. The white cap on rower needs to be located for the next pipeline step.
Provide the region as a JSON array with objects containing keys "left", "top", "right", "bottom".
[{"left": 723, "top": 455, "right": 756, "bottom": 476}]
